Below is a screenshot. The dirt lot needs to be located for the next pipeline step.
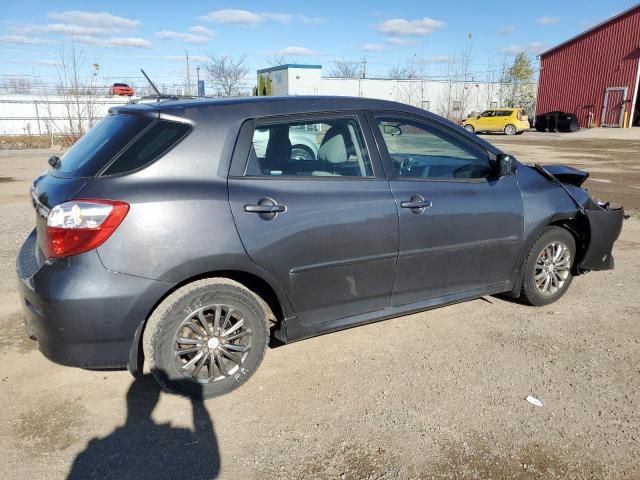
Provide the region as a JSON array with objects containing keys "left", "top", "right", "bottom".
[{"left": 0, "top": 129, "right": 639, "bottom": 479}]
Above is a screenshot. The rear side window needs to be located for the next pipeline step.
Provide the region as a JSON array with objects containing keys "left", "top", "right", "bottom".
[
  {"left": 102, "top": 120, "right": 191, "bottom": 175},
  {"left": 245, "top": 117, "right": 373, "bottom": 178},
  {"left": 55, "top": 114, "right": 152, "bottom": 178}
]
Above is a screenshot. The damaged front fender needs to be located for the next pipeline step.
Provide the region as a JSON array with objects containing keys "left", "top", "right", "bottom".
[
  {"left": 531, "top": 163, "right": 624, "bottom": 273},
  {"left": 579, "top": 202, "right": 624, "bottom": 271}
]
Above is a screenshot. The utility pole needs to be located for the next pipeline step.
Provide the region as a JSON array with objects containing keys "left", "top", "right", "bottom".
[
  {"left": 196, "top": 66, "right": 201, "bottom": 97},
  {"left": 361, "top": 57, "right": 367, "bottom": 79},
  {"left": 185, "top": 49, "right": 190, "bottom": 96}
]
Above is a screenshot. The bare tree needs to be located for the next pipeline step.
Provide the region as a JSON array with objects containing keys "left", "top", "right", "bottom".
[
  {"left": 388, "top": 57, "right": 419, "bottom": 80},
  {"left": 267, "top": 55, "right": 289, "bottom": 67},
  {"left": 482, "top": 56, "right": 507, "bottom": 110},
  {"left": 205, "top": 54, "right": 249, "bottom": 97},
  {"left": 30, "top": 40, "right": 101, "bottom": 145},
  {"left": 389, "top": 56, "right": 428, "bottom": 108},
  {"left": 328, "top": 59, "right": 362, "bottom": 78},
  {"left": 1, "top": 76, "right": 33, "bottom": 93},
  {"left": 54, "top": 42, "right": 101, "bottom": 141},
  {"left": 438, "top": 34, "right": 474, "bottom": 122}
]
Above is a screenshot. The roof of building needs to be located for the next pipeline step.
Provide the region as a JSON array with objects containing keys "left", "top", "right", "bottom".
[
  {"left": 257, "top": 64, "right": 322, "bottom": 74},
  {"left": 539, "top": 3, "right": 640, "bottom": 57}
]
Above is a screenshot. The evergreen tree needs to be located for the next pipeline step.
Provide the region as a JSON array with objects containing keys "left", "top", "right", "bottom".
[{"left": 502, "top": 53, "right": 536, "bottom": 115}]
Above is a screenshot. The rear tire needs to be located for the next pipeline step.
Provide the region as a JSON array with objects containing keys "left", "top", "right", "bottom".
[
  {"left": 520, "top": 227, "right": 576, "bottom": 306},
  {"left": 143, "top": 278, "right": 269, "bottom": 398},
  {"left": 291, "top": 144, "right": 315, "bottom": 161},
  {"left": 504, "top": 124, "right": 517, "bottom": 135}
]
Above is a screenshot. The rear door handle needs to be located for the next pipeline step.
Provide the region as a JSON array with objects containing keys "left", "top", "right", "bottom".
[
  {"left": 401, "top": 195, "right": 432, "bottom": 212},
  {"left": 244, "top": 197, "right": 286, "bottom": 220}
]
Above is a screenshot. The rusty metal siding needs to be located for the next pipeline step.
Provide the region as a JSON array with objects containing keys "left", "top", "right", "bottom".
[{"left": 536, "top": 6, "right": 640, "bottom": 127}]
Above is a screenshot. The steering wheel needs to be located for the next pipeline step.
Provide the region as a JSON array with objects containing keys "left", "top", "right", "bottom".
[
  {"left": 453, "top": 163, "right": 489, "bottom": 179},
  {"left": 400, "top": 156, "right": 420, "bottom": 175}
]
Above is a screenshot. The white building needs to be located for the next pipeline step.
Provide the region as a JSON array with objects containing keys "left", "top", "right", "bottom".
[
  {"left": 257, "top": 64, "right": 323, "bottom": 96},
  {"left": 257, "top": 64, "right": 530, "bottom": 119}
]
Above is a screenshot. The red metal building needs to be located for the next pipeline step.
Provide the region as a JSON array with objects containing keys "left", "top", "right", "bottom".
[{"left": 536, "top": 4, "right": 640, "bottom": 128}]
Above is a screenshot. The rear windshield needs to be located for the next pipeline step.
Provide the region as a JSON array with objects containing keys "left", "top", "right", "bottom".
[{"left": 53, "top": 114, "right": 190, "bottom": 178}]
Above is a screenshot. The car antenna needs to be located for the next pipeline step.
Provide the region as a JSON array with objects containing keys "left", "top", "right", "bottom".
[{"left": 140, "top": 69, "right": 168, "bottom": 101}]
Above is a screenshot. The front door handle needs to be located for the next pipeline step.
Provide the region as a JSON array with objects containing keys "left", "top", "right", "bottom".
[
  {"left": 244, "top": 197, "right": 286, "bottom": 220},
  {"left": 244, "top": 204, "right": 286, "bottom": 213},
  {"left": 400, "top": 195, "right": 432, "bottom": 214}
]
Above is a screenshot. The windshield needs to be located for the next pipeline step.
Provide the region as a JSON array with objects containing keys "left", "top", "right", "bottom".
[{"left": 54, "top": 114, "right": 153, "bottom": 178}]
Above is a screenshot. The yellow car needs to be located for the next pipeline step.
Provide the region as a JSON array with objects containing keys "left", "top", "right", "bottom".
[{"left": 462, "top": 108, "right": 530, "bottom": 135}]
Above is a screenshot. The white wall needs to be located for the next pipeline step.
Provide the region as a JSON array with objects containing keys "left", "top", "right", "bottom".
[
  {"left": 0, "top": 94, "right": 129, "bottom": 135},
  {"left": 257, "top": 65, "right": 530, "bottom": 119},
  {"left": 320, "top": 77, "right": 510, "bottom": 117}
]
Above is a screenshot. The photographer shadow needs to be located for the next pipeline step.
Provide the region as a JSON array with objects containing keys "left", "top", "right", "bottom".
[{"left": 67, "top": 374, "right": 220, "bottom": 480}]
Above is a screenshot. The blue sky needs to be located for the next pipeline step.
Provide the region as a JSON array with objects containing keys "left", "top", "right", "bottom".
[{"left": 1, "top": 1, "right": 637, "bottom": 91}]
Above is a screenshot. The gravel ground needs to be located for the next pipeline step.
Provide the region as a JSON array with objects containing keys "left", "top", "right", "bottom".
[{"left": 0, "top": 130, "right": 639, "bottom": 480}]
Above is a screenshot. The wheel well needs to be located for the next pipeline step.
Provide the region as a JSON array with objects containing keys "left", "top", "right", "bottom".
[
  {"left": 129, "top": 270, "right": 285, "bottom": 376},
  {"left": 508, "top": 215, "right": 590, "bottom": 299},
  {"left": 548, "top": 215, "right": 590, "bottom": 270}
]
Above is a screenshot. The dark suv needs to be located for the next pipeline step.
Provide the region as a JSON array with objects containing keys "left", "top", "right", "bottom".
[{"left": 17, "top": 96, "right": 623, "bottom": 398}]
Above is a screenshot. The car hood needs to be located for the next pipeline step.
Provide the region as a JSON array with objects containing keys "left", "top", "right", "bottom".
[{"left": 532, "top": 164, "right": 589, "bottom": 187}]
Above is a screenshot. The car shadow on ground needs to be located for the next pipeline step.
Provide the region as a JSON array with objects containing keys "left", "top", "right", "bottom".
[{"left": 66, "top": 374, "right": 220, "bottom": 480}]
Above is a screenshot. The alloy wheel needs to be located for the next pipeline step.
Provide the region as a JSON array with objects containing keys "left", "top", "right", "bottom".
[
  {"left": 173, "top": 304, "right": 253, "bottom": 384},
  {"left": 534, "top": 241, "right": 571, "bottom": 295}
]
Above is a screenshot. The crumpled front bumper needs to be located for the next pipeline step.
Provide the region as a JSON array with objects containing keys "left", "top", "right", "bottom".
[{"left": 578, "top": 206, "right": 624, "bottom": 271}]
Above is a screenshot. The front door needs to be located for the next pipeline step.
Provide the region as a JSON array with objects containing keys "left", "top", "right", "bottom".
[
  {"left": 228, "top": 113, "right": 398, "bottom": 326},
  {"left": 475, "top": 110, "right": 496, "bottom": 131},
  {"left": 601, "top": 87, "right": 627, "bottom": 127},
  {"left": 368, "top": 113, "right": 524, "bottom": 307}
]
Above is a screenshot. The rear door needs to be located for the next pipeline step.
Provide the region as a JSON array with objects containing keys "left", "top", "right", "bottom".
[
  {"left": 228, "top": 112, "right": 398, "bottom": 326},
  {"left": 368, "top": 112, "right": 524, "bottom": 307}
]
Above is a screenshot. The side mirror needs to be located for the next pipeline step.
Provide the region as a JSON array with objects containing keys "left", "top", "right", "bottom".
[
  {"left": 497, "top": 154, "right": 513, "bottom": 176},
  {"left": 48, "top": 155, "right": 61, "bottom": 168}
]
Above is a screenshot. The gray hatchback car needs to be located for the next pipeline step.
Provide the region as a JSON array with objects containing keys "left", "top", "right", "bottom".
[{"left": 17, "top": 96, "right": 624, "bottom": 398}]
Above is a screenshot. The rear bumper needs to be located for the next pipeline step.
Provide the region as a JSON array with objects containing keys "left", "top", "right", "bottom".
[
  {"left": 579, "top": 207, "right": 624, "bottom": 271},
  {"left": 16, "top": 229, "right": 173, "bottom": 369}
]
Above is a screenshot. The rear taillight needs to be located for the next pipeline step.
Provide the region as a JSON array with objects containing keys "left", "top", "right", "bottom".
[{"left": 45, "top": 199, "right": 129, "bottom": 258}]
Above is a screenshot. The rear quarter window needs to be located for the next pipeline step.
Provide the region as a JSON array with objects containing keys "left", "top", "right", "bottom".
[
  {"left": 54, "top": 114, "right": 153, "bottom": 178},
  {"left": 52, "top": 114, "right": 191, "bottom": 178},
  {"left": 102, "top": 120, "right": 191, "bottom": 175}
]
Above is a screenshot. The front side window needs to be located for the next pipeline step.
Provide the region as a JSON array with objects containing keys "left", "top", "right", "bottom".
[
  {"left": 376, "top": 117, "right": 493, "bottom": 180},
  {"left": 246, "top": 117, "right": 373, "bottom": 177}
]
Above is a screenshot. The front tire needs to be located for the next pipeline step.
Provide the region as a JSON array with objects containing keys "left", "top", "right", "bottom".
[
  {"left": 143, "top": 278, "right": 269, "bottom": 398},
  {"left": 520, "top": 227, "right": 576, "bottom": 306},
  {"left": 464, "top": 124, "right": 475, "bottom": 134}
]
